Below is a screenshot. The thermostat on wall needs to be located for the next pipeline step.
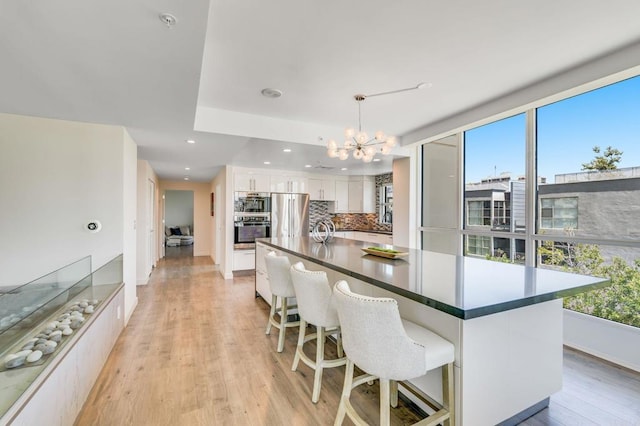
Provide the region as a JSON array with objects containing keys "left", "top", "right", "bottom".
[{"left": 86, "top": 220, "right": 102, "bottom": 233}]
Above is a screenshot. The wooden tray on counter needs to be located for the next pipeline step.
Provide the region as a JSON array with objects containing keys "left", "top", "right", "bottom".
[{"left": 361, "top": 247, "right": 409, "bottom": 259}]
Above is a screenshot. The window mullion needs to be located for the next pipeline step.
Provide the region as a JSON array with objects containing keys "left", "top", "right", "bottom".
[{"left": 525, "top": 108, "right": 537, "bottom": 267}]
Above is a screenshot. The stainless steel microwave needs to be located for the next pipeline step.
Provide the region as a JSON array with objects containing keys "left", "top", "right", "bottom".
[{"left": 234, "top": 192, "right": 270, "bottom": 214}]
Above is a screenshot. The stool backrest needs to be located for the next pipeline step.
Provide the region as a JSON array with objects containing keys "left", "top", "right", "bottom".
[
  {"left": 290, "top": 262, "right": 339, "bottom": 327},
  {"left": 264, "top": 252, "right": 295, "bottom": 298},
  {"left": 333, "top": 280, "right": 426, "bottom": 380}
]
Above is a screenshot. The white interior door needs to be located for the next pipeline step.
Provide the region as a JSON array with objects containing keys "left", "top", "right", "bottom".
[
  {"left": 215, "top": 185, "right": 222, "bottom": 264},
  {"left": 147, "top": 179, "right": 156, "bottom": 273}
]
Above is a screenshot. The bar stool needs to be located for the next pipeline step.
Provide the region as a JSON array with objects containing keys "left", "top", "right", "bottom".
[
  {"left": 333, "top": 280, "right": 455, "bottom": 426},
  {"left": 289, "top": 262, "right": 346, "bottom": 403},
  {"left": 264, "top": 252, "right": 300, "bottom": 352}
]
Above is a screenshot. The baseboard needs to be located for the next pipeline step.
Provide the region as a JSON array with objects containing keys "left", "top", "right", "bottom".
[{"left": 124, "top": 296, "right": 138, "bottom": 326}]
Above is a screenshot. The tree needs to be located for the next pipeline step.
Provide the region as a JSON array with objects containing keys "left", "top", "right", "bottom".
[
  {"left": 581, "top": 145, "right": 623, "bottom": 171},
  {"left": 538, "top": 240, "right": 640, "bottom": 328}
]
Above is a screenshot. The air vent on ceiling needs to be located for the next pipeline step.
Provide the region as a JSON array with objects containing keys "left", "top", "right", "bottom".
[{"left": 314, "top": 165, "right": 335, "bottom": 170}]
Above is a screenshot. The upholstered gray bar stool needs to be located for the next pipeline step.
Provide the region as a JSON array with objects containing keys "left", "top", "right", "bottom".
[
  {"left": 333, "top": 280, "right": 455, "bottom": 426},
  {"left": 289, "top": 262, "right": 346, "bottom": 403},
  {"left": 264, "top": 252, "right": 300, "bottom": 352}
]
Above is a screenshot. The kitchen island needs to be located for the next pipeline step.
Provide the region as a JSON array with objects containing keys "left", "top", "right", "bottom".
[{"left": 255, "top": 237, "right": 609, "bottom": 426}]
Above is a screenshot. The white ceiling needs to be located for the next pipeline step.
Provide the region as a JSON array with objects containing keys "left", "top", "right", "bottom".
[{"left": 2, "top": 1, "right": 640, "bottom": 181}]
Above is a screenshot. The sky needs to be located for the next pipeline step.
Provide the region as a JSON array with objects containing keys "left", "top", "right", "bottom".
[{"left": 464, "top": 75, "right": 640, "bottom": 183}]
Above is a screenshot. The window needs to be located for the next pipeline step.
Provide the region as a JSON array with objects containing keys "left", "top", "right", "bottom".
[
  {"left": 462, "top": 113, "right": 527, "bottom": 262},
  {"left": 467, "top": 200, "right": 491, "bottom": 226},
  {"left": 536, "top": 75, "right": 640, "bottom": 327},
  {"left": 422, "top": 75, "right": 640, "bottom": 328},
  {"left": 466, "top": 235, "right": 491, "bottom": 257},
  {"left": 540, "top": 197, "right": 578, "bottom": 229},
  {"left": 379, "top": 184, "right": 393, "bottom": 224}
]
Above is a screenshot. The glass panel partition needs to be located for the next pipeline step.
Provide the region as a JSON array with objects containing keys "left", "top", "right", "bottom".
[{"left": 0, "top": 254, "right": 123, "bottom": 418}]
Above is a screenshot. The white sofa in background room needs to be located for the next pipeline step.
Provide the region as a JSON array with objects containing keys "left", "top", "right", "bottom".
[{"left": 165, "top": 225, "right": 194, "bottom": 246}]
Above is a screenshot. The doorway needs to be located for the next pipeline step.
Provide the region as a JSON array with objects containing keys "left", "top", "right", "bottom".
[{"left": 164, "top": 190, "right": 195, "bottom": 258}]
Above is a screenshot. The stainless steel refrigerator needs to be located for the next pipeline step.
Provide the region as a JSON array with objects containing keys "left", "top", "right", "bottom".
[{"left": 270, "top": 192, "right": 310, "bottom": 238}]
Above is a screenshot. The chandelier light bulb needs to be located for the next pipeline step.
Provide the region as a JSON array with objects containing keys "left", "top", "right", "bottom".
[
  {"left": 327, "top": 139, "right": 337, "bottom": 150},
  {"left": 385, "top": 136, "right": 398, "bottom": 147},
  {"left": 364, "top": 146, "right": 376, "bottom": 156},
  {"left": 339, "top": 149, "right": 349, "bottom": 160},
  {"left": 381, "top": 145, "right": 392, "bottom": 155},
  {"left": 363, "top": 155, "right": 373, "bottom": 163},
  {"left": 345, "top": 127, "right": 355, "bottom": 138},
  {"left": 353, "top": 149, "right": 364, "bottom": 160},
  {"left": 375, "top": 130, "right": 385, "bottom": 141},
  {"left": 356, "top": 132, "right": 368, "bottom": 145},
  {"left": 328, "top": 148, "right": 338, "bottom": 158}
]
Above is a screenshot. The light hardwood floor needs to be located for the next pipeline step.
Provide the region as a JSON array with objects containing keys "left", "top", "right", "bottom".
[{"left": 75, "top": 251, "right": 640, "bottom": 425}]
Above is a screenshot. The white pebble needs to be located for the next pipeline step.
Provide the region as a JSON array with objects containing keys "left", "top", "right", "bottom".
[
  {"left": 84, "top": 306, "right": 95, "bottom": 314},
  {"left": 3, "top": 353, "right": 18, "bottom": 364},
  {"left": 15, "top": 349, "right": 33, "bottom": 357},
  {"left": 44, "top": 340, "right": 57, "bottom": 348},
  {"left": 62, "top": 327, "right": 73, "bottom": 336},
  {"left": 50, "top": 330, "right": 63, "bottom": 337},
  {"left": 26, "top": 350, "right": 43, "bottom": 363}
]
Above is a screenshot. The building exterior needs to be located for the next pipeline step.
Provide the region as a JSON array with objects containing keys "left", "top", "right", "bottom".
[{"left": 464, "top": 168, "right": 640, "bottom": 263}]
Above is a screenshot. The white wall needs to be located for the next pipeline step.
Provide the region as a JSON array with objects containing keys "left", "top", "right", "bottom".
[
  {"left": 165, "top": 190, "right": 194, "bottom": 229},
  {"left": 392, "top": 158, "right": 410, "bottom": 247},
  {"left": 0, "top": 113, "right": 137, "bottom": 321},
  {"left": 136, "top": 160, "right": 159, "bottom": 285},
  {"left": 122, "top": 130, "right": 138, "bottom": 321},
  {"left": 211, "top": 166, "right": 232, "bottom": 278}
]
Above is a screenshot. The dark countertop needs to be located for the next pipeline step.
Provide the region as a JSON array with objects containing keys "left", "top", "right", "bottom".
[
  {"left": 256, "top": 237, "right": 610, "bottom": 320},
  {"left": 334, "top": 229, "right": 393, "bottom": 235}
]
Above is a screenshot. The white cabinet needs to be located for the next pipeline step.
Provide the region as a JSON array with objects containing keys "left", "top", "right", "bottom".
[
  {"left": 347, "top": 176, "right": 375, "bottom": 213},
  {"left": 333, "top": 179, "right": 349, "bottom": 213},
  {"left": 352, "top": 231, "right": 393, "bottom": 245},
  {"left": 235, "top": 173, "right": 270, "bottom": 192},
  {"left": 233, "top": 249, "right": 255, "bottom": 271},
  {"left": 308, "top": 178, "right": 336, "bottom": 201},
  {"left": 255, "top": 243, "right": 270, "bottom": 299},
  {"left": 270, "top": 175, "right": 308, "bottom": 193}
]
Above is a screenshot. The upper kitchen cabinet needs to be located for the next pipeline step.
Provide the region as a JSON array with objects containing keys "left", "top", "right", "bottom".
[
  {"left": 270, "top": 174, "right": 308, "bottom": 193},
  {"left": 348, "top": 176, "right": 375, "bottom": 213},
  {"left": 308, "top": 177, "right": 336, "bottom": 201},
  {"left": 333, "top": 178, "right": 349, "bottom": 213},
  {"left": 235, "top": 172, "right": 270, "bottom": 192}
]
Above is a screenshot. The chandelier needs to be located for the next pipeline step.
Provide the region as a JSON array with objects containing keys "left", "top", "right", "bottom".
[{"left": 326, "top": 83, "right": 428, "bottom": 162}]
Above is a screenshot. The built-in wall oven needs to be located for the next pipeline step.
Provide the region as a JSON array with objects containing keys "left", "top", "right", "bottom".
[{"left": 234, "top": 214, "right": 271, "bottom": 249}]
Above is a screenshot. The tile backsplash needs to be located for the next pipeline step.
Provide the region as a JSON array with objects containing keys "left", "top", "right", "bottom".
[{"left": 308, "top": 200, "right": 392, "bottom": 232}]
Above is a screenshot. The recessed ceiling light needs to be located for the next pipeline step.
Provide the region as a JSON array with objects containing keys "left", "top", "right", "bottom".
[
  {"left": 264, "top": 161, "right": 271, "bottom": 165},
  {"left": 261, "top": 88, "right": 283, "bottom": 98},
  {"left": 185, "top": 167, "right": 190, "bottom": 170},
  {"left": 184, "top": 177, "right": 190, "bottom": 181},
  {"left": 304, "top": 164, "right": 312, "bottom": 168},
  {"left": 186, "top": 139, "right": 195, "bottom": 144},
  {"left": 283, "top": 148, "right": 292, "bottom": 153},
  {"left": 373, "top": 158, "right": 381, "bottom": 162},
  {"left": 159, "top": 13, "right": 177, "bottom": 28},
  {"left": 341, "top": 168, "right": 348, "bottom": 171}
]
